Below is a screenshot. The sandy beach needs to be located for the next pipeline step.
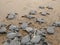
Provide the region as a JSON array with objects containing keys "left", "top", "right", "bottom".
[{"left": 0, "top": 0, "right": 60, "bottom": 45}]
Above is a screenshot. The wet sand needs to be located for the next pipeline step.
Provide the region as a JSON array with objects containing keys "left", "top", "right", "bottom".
[{"left": 0, "top": 0, "right": 60, "bottom": 45}]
